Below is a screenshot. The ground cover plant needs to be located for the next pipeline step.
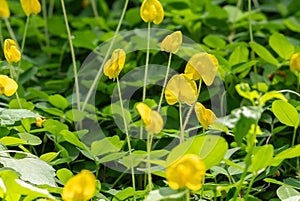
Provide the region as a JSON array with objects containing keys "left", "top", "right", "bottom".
[{"left": 0, "top": 0, "right": 299, "bottom": 200}]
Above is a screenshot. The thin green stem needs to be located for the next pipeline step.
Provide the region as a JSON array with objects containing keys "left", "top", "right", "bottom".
[
  {"left": 4, "top": 18, "right": 19, "bottom": 48},
  {"left": 186, "top": 189, "right": 190, "bottom": 201},
  {"left": 297, "top": 72, "right": 300, "bottom": 93},
  {"left": 147, "top": 133, "right": 153, "bottom": 191},
  {"left": 248, "top": 0, "right": 259, "bottom": 88},
  {"left": 81, "top": 0, "right": 129, "bottom": 112},
  {"left": 182, "top": 79, "right": 202, "bottom": 132},
  {"left": 157, "top": 52, "right": 172, "bottom": 112},
  {"left": 90, "top": 0, "right": 99, "bottom": 20},
  {"left": 61, "top": 0, "right": 80, "bottom": 111},
  {"left": 48, "top": 0, "right": 55, "bottom": 17},
  {"left": 20, "top": 16, "right": 30, "bottom": 54},
  {"left": 245, "top": 173, "right": 256, "bottom": 200},
  {"left": 116, "top": 77, "right": 136, "bottom": 200},
  {"left": 179, "top": 102, "right": 184, "bottom": 143},
  {"left": 292, "top": 126, "right": 297, "bottom": 146},
  {"left": 143, "top": 22, "right": 151, "bottom": 102},
  {"left": 42, "top": 0, "right": 50, "bottom": 48},
  {"left": 0, "top": 21, "right": 3, "bottom": 48},
  {"left": 8, "top": 63, "right": 22, "bottom": 108}
]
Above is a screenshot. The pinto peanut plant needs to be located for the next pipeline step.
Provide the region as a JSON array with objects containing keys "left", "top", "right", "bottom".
[{"left": 0, "top": 0, "right": 299, "bottom": 201}]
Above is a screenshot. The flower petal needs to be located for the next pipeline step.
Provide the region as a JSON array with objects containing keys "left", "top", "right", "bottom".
[
  {"left": 140, "top": 0, "right": 164, "bottom": 24},
  {"left": 165, "top": 74, "right": 197, "bottom": 105},
  {"left": 4, "top": 39, "right": 21, "bottom": 63},
  {"left": 104, "top": 49, "right": 126, "bottom": 79},
  {"left": 0, "top": 75, "right": 18, "bottom": 97},
  {"left": 184, "top": 53, "right": 219, "bottom": 86},
  {"left": 161, "top": 31, "right": 182, "bottom": 53},
  {"left": 290, "top": 53, "right": 300, "bottom": 73},
  {"left": 194, "top": 102, "right": 217, "bottom": 129},
  {"left": 20, "top": 0, "right": 41, "bottom": 16},
  {"left": 0, "top": 0, "right": 10, "bottom": 18}
]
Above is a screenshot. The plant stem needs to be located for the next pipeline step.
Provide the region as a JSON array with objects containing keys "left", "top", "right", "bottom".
[
  {"left": 20, "top": 16, "right": 30, "bottom": 54},
  {"left": 116, "top": 77, "right": 136, "bottom": 200},
  {"left": 248, "top": 0, "right": 259, "bottom": 89},
  {"left": 157, "top": 52, "right": 172, "bottom": 112},
  {"left": 147, "top": 133, "right": 153, "bottom": 191},
  {"left": 4, "top": 18, "right": 19, "bottom": 48},
  {"left": 142, "top": 22, "right": 151, "bottom": 102},
  {"left": 297, "top": 72, "right": 300, "bottom": 93},
  {"left": 182, "top": 79, "right": 202, "bottom": 132},
  {"left": 81, "top": 0, "right": 129, "bottom": 112},
  {"left": 245, "top": 173, "right": 256, "bottom": 200},
  {"left": 179, "top": 102, "right": 184, "bottom": 143},
  {"left": 292, "top": 126, "right": 297, "bottom": 146},
  {"left": 61, "top": 0, "right": 81, "bottom": 111},
  {"left": 90, "top": 0, "right": 99, "bottom": 20},
  {"left": 8, "top": 63, "right": 22, "bottom": 108},
  {"left": 186, "top": 189, "right": 190, "bottom": 201},
  {"left": 42, "top": 0, "right": 50, "bottom": 48}
]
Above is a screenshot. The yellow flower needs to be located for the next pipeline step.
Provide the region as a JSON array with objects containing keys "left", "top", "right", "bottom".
[
  {"left": 166, "top": 154, "right": 206, "bottom": 191},
  {"left": 161, "top": 31, "right": 182, "bottom": 53},
  {"left": 0, "top": 0, "right": 10, "bottom": 18},
  {"left": 4, "top": 39, "right": 21, "bottom": 63},
  {"left": 165, "top": 74, "right": 197, "bottom": 105},
  {"left": 184, "top": 53, "right": 219, "bottom": 86},
  {"left": 194, "top": 102, "right": 217, "bottom": 130},
  {"left": 104, "top": 49, "right": 126, "bottom": 79},
  {"left": 290, "top": 53, "right": 300, "bottom": 73},
  {"left": 136, "top": 102, "right": 164, "bottom": 134},
  {"left": 20, "top": 0, "right": 41, "bottom": 16},
  {"left": 62, "top": 169, "right": 96, "bottom": 201},
  {"left": 0, "top": 75, "right": 18, "bottom": 97},
  {"left": 140, "top": 0, "right": 164, "bottom": 24},
  {"left": 36, "top": 117, "right": 46, "bottom": 127}
]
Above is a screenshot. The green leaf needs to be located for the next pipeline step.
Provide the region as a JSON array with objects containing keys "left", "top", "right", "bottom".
[
  {"left": 271, "top": 144, "right": 300, "bottom": 166},
  {"left": 91, "top": 136, "right": 124, "bottom": 156},
  {"left": 60, "top": 130, "right": 88, "bottom": 150},
  {"left": 122, "top": 150, "right": 147, "bottom": 169},
  {"left": 48, "top": 94, "right": 69, "bottom": 110},
  {"left": 229, "top": 45, "right": 249, "bottom": 66},
  {"left": 0, "top": 169, "right": 55, "bottom": 201},
  {"left": 9, "top": 99, "right": 35, "bottom": 110},
  {"left": 249, "top": 41, "right": 278, "bottom": 66},
  {"left": 145, "top": 187, "right": 186, "bottom": 201},
  {"left": 277, "top": 186, "right": 300, "bottom": 201},
  {"left": 272, "top": 100, "right": 299, "bottom": 127},
  {"left": 235, "top": 83, "right": 259, "bottom": 105},
  {"left": 260, "top": 91, "right": 287, "bottom": 106},
  {"left": 264, "top": 178, "right": 300, "bottom": 190},
  {"left": 0, "top": 109, "right": 40, "bottom": 126},
  {"left": 203, "top": 35, "right": 226, "bottom": 49},
  {"left": 269, "top": 32, "right": 295, "bottom": 60},
  {"left": 43, "top": 119, "right": 69, "bottom": 136},
  {"left": 56, "top": 168, "right": 73, "bottom": 185},
  {"left": 0, "top": 156, "right": 56, "bottom": 187},
  {"left": 167, "top": 135, "right": 228, "bottom": 170},
  {"left": 284, "top": 17, "right": 300, "bottom": 33},
  {"left": 250, "top": 144, "right": 274, "bottom": 173},
  {"left": 112, "top": 187, "right": 136, "bottom": 201},
  {"left": 18, "top": 133, "right": 42, "bottom": 146},
  {"left": 0, "top": 137, "right": 26, "bottom": 146},
  {"left": 40, "top": 152, "right": 60, "bottom": 162},
  {"left": 65, "top": 109, "right": 87, "bottom": 122}
]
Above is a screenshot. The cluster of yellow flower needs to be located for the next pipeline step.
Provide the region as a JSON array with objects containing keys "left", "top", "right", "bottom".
[
  {"left": 102, "top": 0, "right": 218, "bottom": 194},
  {"left": 0, "top": 0, "right": 41, "bottom": 18}
]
